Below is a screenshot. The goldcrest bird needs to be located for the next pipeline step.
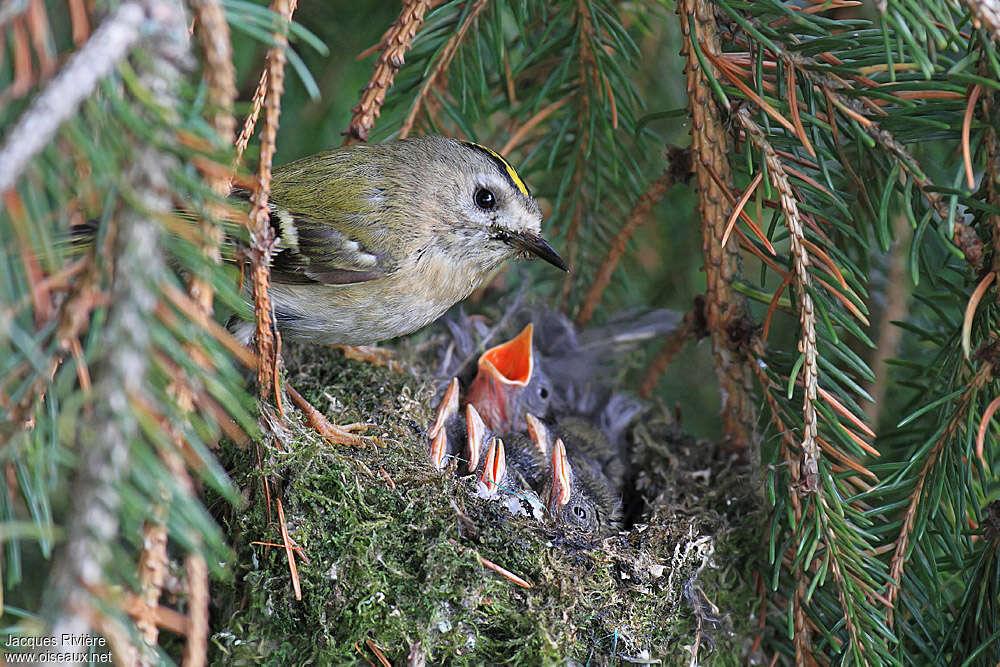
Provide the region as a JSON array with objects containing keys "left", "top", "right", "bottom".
[{"left": 228, "top": 136, "right": 568, "bottom": 346}]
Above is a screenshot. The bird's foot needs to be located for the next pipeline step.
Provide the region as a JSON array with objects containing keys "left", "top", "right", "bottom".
[
  {"left": 286, "top": 383, "right": 371, "bottom": 446},
  {"left": 335, "top": 345, "right": 406, "bottom": 374}
]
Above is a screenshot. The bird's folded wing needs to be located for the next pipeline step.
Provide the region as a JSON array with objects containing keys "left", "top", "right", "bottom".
[{"left": 266, "top": 206, "right": 393, "bottom": 286}]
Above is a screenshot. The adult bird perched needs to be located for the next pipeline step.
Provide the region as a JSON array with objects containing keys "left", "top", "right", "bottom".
[
  {"left": 72, "top": 136, "right": 566, "bottom": 445},
  {"left": 227, "top": 136, "right": 568, "bottom": 346}
]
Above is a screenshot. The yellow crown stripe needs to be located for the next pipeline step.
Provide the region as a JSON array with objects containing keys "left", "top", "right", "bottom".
[{"left": 468, "top": 142, "right": 531, "bottom": 199}]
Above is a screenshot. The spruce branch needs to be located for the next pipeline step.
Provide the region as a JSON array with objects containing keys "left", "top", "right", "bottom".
[
  {"left": 721, "top": 11, "right": 985, "bottom": 269},
  {"left": 0, "top": 0, "right": 145, "bottom": 192},
  {"left": 189, "top": 0, "right": 236, "bottom": 313},
  {"left": 398, "top": 0, "right": 489, "bottom": 139},
  {"left": 343, "top": 0, "right": 439, "bottom": 144},
  {"left": 886, "top": 362, "right": 994, "bottom": 625},
  {"left": 750, "top": 358, "right": 812, "bottom": 663},
  {"left": 0, "top": 200, "right": 100, "bottom": 436},
  {"left": 247, "top": 0, "right": 294, "bottom": 396},
  {"left": 678, "top": 0, "right": 758, "bottom": 451},
  {"left": 735, "top": 105, "right": 821, "bottom": 494},
  {"left": 41, "top": 0, "right": 191, "bottom": 654}
]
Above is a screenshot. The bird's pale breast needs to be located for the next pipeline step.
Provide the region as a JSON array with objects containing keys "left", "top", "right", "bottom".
[{"left": 269, "top": 246, "right": 494, "bottom": 345}]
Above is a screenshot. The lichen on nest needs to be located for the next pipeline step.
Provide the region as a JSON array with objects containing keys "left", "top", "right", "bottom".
[{"left": 208, "top": 340, "right": 754, "bottom": 665}]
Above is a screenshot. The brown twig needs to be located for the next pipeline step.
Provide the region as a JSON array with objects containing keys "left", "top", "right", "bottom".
[
  {"left": 188, "top": 0, "right": 237, "bottom": 313},
  {"left": 365, "top": 639, "right": 392, "bottom": 667},
  {"left": 963, "top": 84, "right": 982, "bottom": 190},
  {"left": 234, "top": 0, "right": 301, "bottom": 161},
  {"left": 247, "top": 0, "right": 294, "bottom": 396},
  {"left": 499, "top": 97, "right": 570, "bottom": 155},
  {"left": 235, "top": 69, "right": 267, "bottom": 161},
  {"left": 276, "top": 497, "right": 303, "bottom": 600},
  {"left": 448, "top": 539, "right": 533, "bottom": 588},
  {"left": 182, "top": 554, "right": 209, "bottom": 667},
  {"left": 721, "top": 171, "right": 763, "bottom": 249},
  {"left": 976, "top": 395, "right": 1000, "bottom": 463},
  {"left": 343, "top": 0, "right": 439, "bottom": 144},
  {"left": 67, "top": 0, "right": 90, "bottom": 44},
  {"left": 962, "top": 271, "right": 995, "bottom": 359},
  {"left": 25, "top": 0, "right": 55, "bottom": 79},
  {"left": 678, "top": 0, "right": 757, "bottom": 451},
  {"left": 135, "top": 522, "right": 168, "bottom": 647},
  {"left": 122, "top": 595, "right": 190, "bottom": 635},
  {"left": 638, "top": 317, "right": 696, "bottom": 398},
  {"left": 576, "top": 167, "right": 678, "bottom": 326},
  {"left": 398, "top": 0, "right": 489, "bottom": 138}
]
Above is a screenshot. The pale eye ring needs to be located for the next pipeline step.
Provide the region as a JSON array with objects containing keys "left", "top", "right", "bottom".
[{"left": 475, "top": 187, "right": 497, "bottom": 210}]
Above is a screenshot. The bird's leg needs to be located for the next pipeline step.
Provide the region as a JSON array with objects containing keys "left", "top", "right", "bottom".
[
  {"left": 285, "top": 383, "right": 370, "bottom": 446},
  {"left": 334, "top": 345, "right": 406, "bottom": 374}
]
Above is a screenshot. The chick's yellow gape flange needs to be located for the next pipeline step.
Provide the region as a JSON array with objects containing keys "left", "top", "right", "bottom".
[{"left": 229, "top": 135, "right": 567, "bottom": 346}]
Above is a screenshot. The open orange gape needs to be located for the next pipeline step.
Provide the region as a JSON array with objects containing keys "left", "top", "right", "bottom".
[{"left": 464, "top": 323, "right": 534, "bottom": 434}]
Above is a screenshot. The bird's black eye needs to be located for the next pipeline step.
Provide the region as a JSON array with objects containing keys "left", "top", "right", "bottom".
[
  {"left": 474, "top": 188, "right": 497, "bottom": 210},
  {"left": 539, "top": 386, "right": 549, "bottom": 400},
  {"left": 573, "top": 505, "right": 589, "bottom": 521}
]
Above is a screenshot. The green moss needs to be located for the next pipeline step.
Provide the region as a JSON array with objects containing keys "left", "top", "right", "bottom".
[{"left": 209, "top": 343, "right": 752, "bottom": 665}]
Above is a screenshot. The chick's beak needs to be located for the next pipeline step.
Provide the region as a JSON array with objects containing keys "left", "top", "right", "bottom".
[
  {"left": 508, "top": 231, "right": 569, "bottom": 272},
  {"left": 465, "top": 323, "right": 534, "bottom": 433},
  {"left": 548, "top": 438, "right": 572, "bottom": 510},
  {"left": 479, "top": 437, "right": 507, "bottom": 493}
]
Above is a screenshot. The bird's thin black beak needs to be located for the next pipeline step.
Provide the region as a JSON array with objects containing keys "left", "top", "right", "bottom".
[{"left": 509, "top": 231, "right": 570, "bottom": 272}]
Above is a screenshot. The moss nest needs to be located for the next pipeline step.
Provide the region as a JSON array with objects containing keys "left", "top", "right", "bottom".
[{"left": 209, "top": 340, "right": 756, "bottom": 665}]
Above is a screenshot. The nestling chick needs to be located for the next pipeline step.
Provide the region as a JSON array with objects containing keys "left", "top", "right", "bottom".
[
  {"left": 542, "top": 437, "right": 620, "bottom": 537},
  {"left": 230, "top": 136, "right": 567, "bottom": 345}
]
